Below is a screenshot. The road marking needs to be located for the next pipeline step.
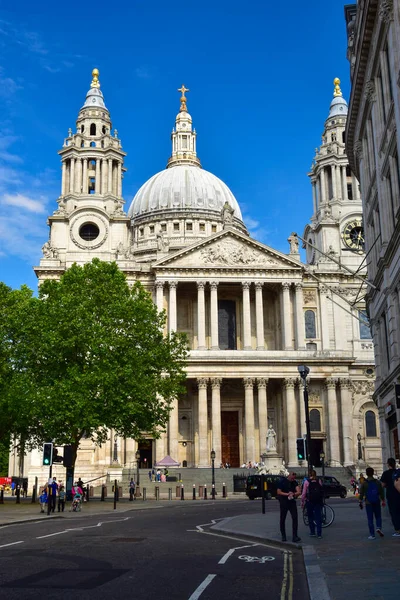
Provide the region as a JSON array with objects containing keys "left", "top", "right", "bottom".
[
  {"left": 218, "top": 543, "right": 258, "bottom": 564},
  {"left": 34, "top": 517, "right": 131, "bottom": 539},
  {"left": 195, "top": 519, "right": 218, "bottom": 532},
  {"left": 288, "top": 552, "right": 293, "bottom": 599},
  {"left": 0, "top": 541, "right": 24, "bottom": 549},
  {"left": 197, "top": 529, "right": 283, "bottom": 551},
  {"left": 188, "top": 574, "right": 216, "bottom": 599},
  {"left": 238, "top": 555, "right": 275, "bottom": 563},
  {"left": 281, "top": 551, "right": 289, "bottom": 600},
  {"left": 36, "top": 531, "right": 70, "bottom": 539}
]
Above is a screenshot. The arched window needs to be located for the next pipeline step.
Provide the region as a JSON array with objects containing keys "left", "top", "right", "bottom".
[
  {"left": 305, "top": 310, "right": 316, "bottom": 338},
  {"left": 81, "top": 125, "right": 85, "bottom": 133},
  {"left": 310, "top": 409, "right": 321, "bottom": 432},
  {"left": 90, "top": 123, "right": 96, "bottom": 136},
  {"left": 90, "top": 141, "right": 96, "bottom": 147},
  {"left": 365, "top": 410, "right": 377, "bottom": 437},
  {"left": 102, "top": 126, "right": 106, "bottom": 134},
  {"left": 81, "top": 141, "right": 84, "bottom": 147}
]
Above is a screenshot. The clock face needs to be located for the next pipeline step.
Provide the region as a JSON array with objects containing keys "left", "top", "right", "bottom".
[{"left": 342, "top": 220, "right": 365, "bottom": 253}]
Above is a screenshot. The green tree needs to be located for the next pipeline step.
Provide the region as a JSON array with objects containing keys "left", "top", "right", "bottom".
[{"left": 10, "top": 260, "right": 188, "bottom": 472}]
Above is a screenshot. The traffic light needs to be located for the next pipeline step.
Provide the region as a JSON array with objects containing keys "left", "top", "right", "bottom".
[
  {"left": 52, "top": 448, "right": 64, "bottom": 463},
  {"left": 296, "top": 438, "right": 306, "bottom": 461},
  {"left": 42, "top": 443, "right": 53, "bottom": 466},
  {"left": 63, "top": 445, "right": 73, "bottom": 468}
]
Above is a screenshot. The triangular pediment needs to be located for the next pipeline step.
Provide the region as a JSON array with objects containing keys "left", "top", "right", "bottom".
[{"left": 153, "top": 229, "right": 303, "bottom": 270}]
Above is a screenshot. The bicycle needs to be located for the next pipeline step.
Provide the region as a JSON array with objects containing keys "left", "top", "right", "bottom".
[{"left": 303, "top": 502, "right": 335, "bottom": 528}]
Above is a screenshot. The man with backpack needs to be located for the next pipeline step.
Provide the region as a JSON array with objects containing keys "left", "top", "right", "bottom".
[
  {"left": 359, "top": 467, "right": 385, "bottom": 539},
  {"left": 381, "top": 457, "right": 400, "bottom": 537},
  {"left": 301, "top": 470, "right": 324, "bottom": 538}
]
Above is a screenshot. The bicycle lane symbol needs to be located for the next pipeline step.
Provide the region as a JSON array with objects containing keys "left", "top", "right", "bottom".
[{"left": 238, "top": 555, "right": 275, "bottom": 563}]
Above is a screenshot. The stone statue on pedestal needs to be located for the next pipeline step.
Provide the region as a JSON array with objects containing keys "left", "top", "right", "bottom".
[{"left": 266, "top": 424, "right": 277, "bottom": 452}]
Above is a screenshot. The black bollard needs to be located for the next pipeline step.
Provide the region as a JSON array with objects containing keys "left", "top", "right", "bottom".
[
  {"left": 0, "top": 489, "right": 4, "bottom": 504},
  {"left": 211, "top": 484, "right": 216, "bottom": 500},
  {"left": 113, "top": 479, "right": 117, "bottom": 510},
  {"left": 143, "top": 487, "right": 147, "bottom": 501},
  {"left": 222, "top": 483, "right": 227, "bottom": 498},
  {"left": 31, "top": 486, "right": 36, "bottom": 503},
  {"left": 101, "top": 484, "right": 105, "bottom": 501},
  {"left": 261, "top": 474, "right": 266, "bottom": 514},
  {"left": 192, "top": 484, "right": 196, "bottom": 500},
  {"left": 155, "top": 486, "right": 159, "bottom": 501},
  {"left": 181, "top": 485, "right": 184, "bottom": 501},
  {"left": 168, "top": 488, "right": 172, "bottom": 501},
  {"left": 204, "top": 484, "right": 208, "bottom": 500},
  {"left": 16, "top": 487, "right": 21, "bottom": 504}
]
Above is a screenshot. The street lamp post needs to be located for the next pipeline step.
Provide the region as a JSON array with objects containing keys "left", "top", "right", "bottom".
[
  {"left": 135, "top": 449, "right": 140, "bottom": 487},
  {"left": 211, "top": 449, "right": 216, "bottom": 500},
  {"left": 298, "top": 365, "right": 312, "bottom": 475},
  {"left": 320, "top": 450, "right": 325, "bottom": 482}
]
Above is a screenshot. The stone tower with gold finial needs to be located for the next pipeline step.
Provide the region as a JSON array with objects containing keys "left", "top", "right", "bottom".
[
  {"left": 167, "top": 85, "right": 201, "bottom": 167},
  {"left": 35, "top": 69, "right": 130, "bottom": 280},
  {"left": 303, "top": 77, "right": 365, "bottom": 272}
]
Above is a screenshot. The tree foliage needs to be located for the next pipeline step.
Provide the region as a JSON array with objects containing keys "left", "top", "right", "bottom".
[{"left": 2, "top": 260, "right": 188, "bottom": 465}]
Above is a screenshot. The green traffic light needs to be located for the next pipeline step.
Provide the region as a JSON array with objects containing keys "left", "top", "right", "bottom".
[{"left": 44, "top": 459, "right": 49, "bottom": 464}]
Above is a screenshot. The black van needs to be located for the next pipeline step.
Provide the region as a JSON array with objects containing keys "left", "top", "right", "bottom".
[{"left": 245, "top": 474, "right": 282, "bottom": 500}]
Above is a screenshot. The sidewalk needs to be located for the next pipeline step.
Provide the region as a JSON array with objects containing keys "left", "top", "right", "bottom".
[{"left": 212, "top": 499, "right": 400, "bottom": 600}]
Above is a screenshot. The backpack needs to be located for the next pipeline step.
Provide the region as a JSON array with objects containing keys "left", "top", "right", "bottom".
[
  {"left": 366, "top": 480, "right": 379, "bottom": 503},
  {"left": 392, "top": 469, "right": 400, "bottom": 494},
  {"left": 307, "top": 480, "right": 323, "bottom": 504}
]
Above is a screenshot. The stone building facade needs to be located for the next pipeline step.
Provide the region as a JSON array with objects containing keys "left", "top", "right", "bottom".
[
  {"left": 345, "top": 0, "right": 400, "bottom": 462},
  {"left": 9, "top": 70, "right": 381, "bottom": 482}
]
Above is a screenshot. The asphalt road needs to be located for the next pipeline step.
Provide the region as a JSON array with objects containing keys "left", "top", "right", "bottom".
[{"left": 0, "top": 500, "right": 309, "bottom": 599}]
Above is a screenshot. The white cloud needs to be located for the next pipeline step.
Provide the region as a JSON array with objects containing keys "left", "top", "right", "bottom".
[{"left": 1, "top": 193, "right": 47, "bottom": 213}]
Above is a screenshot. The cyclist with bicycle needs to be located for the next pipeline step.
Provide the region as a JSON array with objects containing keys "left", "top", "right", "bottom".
[{"left": 301, "top": 470, "right": 324, "bottom": 538}]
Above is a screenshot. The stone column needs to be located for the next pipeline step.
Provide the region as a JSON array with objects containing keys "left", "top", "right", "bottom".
[
  {"left": 211, "top": 378, "right": 222, "bottom": 465},
  {"left": 257, "top": 378, "right": 268, "bottom": 456},
  {"left": 168, "top": 282, "right": 177, "bottom": 333},
  {"left": 108, "top": 159, "right": 113, "bottom": 193},
  {"left": 82, "top": 159, "right": 88, "bottom": 195},
  {"left": 117, "top": 162, "right": 122, "bottom": 197},
  {"left": 155, "top": 433, "right": 166, "bottom": 464},
  {"left": 61, "top": 161, "right": 66, "bottom": 196},
  {"left": 325, "top": 378, "right": 340, "bottom": 466},
  {"left": 197, "top": 378, "right": 209, "bottom": 467},
  {"left": 284, "top": 378, "right": 298, "bottom": 466},
  {"left": 197, "top": 282, "right": 206, "bottom": 350},
  {"left": 69, "top": 158, "right": 75, "bottom": 193},
  {"left": 255, "top": 282, "right": 264, "bottom": 350},
  {"left": 294, "top": 282, "right": 305, "bottom": 350},
  {"left": 281, "top": 282, "right": 293, "bottom": 350},
  {"left": 95, "top": 159, "right": 100, "bottom": 194},
  {"left": 242, "top": 282, "right": 252, "bottom": 350},
  {"left": 331, "top": 164, "right": 337, "bottom": 199},
  {"left": 210, "top": 281, "right": 219, "bottom": 350},
  {"left": 76, "top": 159, "right": 82, "bottom": 194},
  {"left": 342, "top": 166, "right": 348, "bottom": 200},
  {"left": 101, "top": 158, "right": 107, "bottom": 195},
  {"left": 339, "top": 378, "right": 353, "bottom": 466},
  {"left": 320, "top": 168, "right": 326, "bottom": 203},
  {"left": 311, "top": 181, "right": 317, "bottom": 213},
  {"left": 244, "top": 378, "right": 255, "bottom": 462},
  {"left": 168, "top": 397, "right": 179, "bottom": 462},
  {"left": 319, "top": 285, "right": 330, "bottom": 350},
  {"left": 336, "top": 164, "right": 342, "bottom": 200},
  {"left": 155, "top": 281, "right": 164, "bottom": 313}
]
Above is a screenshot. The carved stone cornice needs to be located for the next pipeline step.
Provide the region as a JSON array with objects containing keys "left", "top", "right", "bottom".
[
  {"left": 325, "top": 377, "right": 337, "bottom": 389},
  {"left": 338, "top": 378, "right": 352, "bottom": 390},
  {"left": 210, "top": 377, "right": 222, "bottom": 389},
  {"left": 197, "top": 377, "right": 208, "bottom": 389},
  {"left": 351, "top": 380, "right": 375, "bottom": 395},
  {"left": 283, "top": 377, "right": 296, "bottom": 389},
  {"left": 243, "top": 377, "right": 255, "bottom": 389},
  {"left": 378, "top": 0, "right": 393, "bottom": 23},
  {"left": 257, "top": 377, "right": 268, "bottom": 389},
  {"left": 364, "top": 80, "right": 376, "bottom": 103},
  {"left": 354, "top": 139, "right": 363, "bottom": 160}
]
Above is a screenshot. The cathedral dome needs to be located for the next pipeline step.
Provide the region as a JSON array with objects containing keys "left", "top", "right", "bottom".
[{"left": 128, "top": 164, "right": 243, "bottom": 220}]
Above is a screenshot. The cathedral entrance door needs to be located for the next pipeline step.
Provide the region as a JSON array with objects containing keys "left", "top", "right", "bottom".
[
  {"left": 218, "top": 300, "right": 236, "bottom": 350},
  {"left": 138, "top": 440, "right": 153, "bottom": 468},
  {"left": 221, "top": 411, "right": 240, "bottom": 467},
  {"left": 309, "top": 438, "right": 324, "bottom": 467}
]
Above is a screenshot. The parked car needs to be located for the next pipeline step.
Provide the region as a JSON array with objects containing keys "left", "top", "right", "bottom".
[
  {"left": 245, "top": 474, "right": 282, "bottom": 500},
  {"left": 321, "top": 476, "right": 347, "bottom": 498}
]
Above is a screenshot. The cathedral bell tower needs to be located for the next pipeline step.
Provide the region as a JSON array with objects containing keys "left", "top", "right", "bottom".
[
  {"left": 303, "top": 78, "right": 365, "bottom": 271},
  {"left": 35, "top": 69, "right": 130, "bottom": 281}
]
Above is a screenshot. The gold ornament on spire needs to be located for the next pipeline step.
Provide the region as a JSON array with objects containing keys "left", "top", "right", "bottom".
[
  {"left": 178, "top": 84, "right": 189, "bottom": 111},
  {"left": 333, "top": 77, "right": 342, "bottom": 97},
  {"left": 91, "top": 68, "right": 100, "bottom": 89}
]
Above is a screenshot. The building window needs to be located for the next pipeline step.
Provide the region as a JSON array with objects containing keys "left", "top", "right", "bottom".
[
  {"left": 346, "top": 165, "right": 352, "bottom": 177},
  {"left": 305, "top": 310, "right": 316, "bottom": 338},
  {"left": 90, "top": 123, "right": 96, "bottom": 136},
  {"left": 347, "top": 183, "right": 353, "bottom": 200},
  {"left": 211, "top": 224, "right": 217, "bottom": 233},
  {"left": 161, "top": 223, "right": 167, "bottom": 232},
  {"left": 186, "top": 222, "right": 193, "bottom": 231},
  {"left": 310, "top": 409, "right": 321, "bottom": 432},
  {"left": 359, "top": 310, "right": 372, "bottom": 339},
  {"left": 81, "top": 125, "right": 85, "bottom": 133},
  {"left": 139, "top": 228, "right": 144, "bottom": 237},
  {"left": 149, "top": 225, "right": 154, "bottom": 234},
  {"left": 88, "top": 177, "right": 95, "bottom": 194},
  {"left": 342, "top": 131, "right": 345, "bottom": 143},
  {"left": 79, "top": 222, "right": 99, "bottom": 241},
  {"left": 90, "top": 160, "right": 95, "bottom": 168},
  {"left": 199, "top": 223, "right": 205, "bottom": 231},
  {"left": 102, "top": 126, "right": 106, "bottom": 134},
  {"left": 173, "top": 222, "right": 180, "bottom": 232},
  {"left": 182, "top": 135, "right": 188, "bottom": 149},
  {"left": 90, "top": 141, "right": 96, "bottom": 147},
  {"left": 365, "top": 410, "right": 377, "bottom": 437},
  {"left": 331, "top": 133, "right": 336, "bottom": 142}
]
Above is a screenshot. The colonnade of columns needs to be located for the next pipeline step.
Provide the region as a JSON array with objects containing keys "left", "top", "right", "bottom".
[
  {"left": 61, "top": 156, "right": 123, "bottom": 197},
  {"left": 154, "top": 279, "right": 305, "bottom": 351},
  {"left": 312, "top": 164, "right": 361, "bottom": 209},
  {"left": 162, "top": 375, "right": 353, "bottom": 468}
]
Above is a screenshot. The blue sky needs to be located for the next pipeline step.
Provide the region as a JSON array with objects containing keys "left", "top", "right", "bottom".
[{"left": 0, "top": 1, "right": 351, "bottom": 291}]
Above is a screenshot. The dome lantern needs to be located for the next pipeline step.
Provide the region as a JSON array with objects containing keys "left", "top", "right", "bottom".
[{"left": 167, "top": 84, "right": 201, "bottom": 168}]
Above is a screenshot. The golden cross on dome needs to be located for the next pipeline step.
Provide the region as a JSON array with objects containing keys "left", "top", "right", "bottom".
[
  {"left": 178, "top": 84, "right": 189, "bottom": 111},
  {"left": 91, "top": 68, "right": 100, "bottom": 89},
  {"left": 333, "top": 77, "right": 342, "bottom": 97}
]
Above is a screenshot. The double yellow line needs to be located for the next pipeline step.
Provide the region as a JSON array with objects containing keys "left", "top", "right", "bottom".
[{"left": 281, "top": 550, "right": 294, "bottom": 600}]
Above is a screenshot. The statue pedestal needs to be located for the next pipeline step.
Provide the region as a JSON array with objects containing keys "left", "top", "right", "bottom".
[{"left": 260, "top": 452, "right": 285, "bottom": 474}]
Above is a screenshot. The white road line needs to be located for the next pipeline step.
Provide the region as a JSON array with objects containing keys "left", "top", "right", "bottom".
[
  {"left": 218, "top": 543, "right": 258, "bottom": 564},
  {"left": 0, "top": 541, "right": 24, "bottom": 548},
  {"left": 36, "top": 531, "right": 70, "bottom": 539},
  {"left": 188, "top": 574, "right": 216, "bottom": 600},
  {"left": 195, "top": 519, "right": 218, "bottom": 532}
]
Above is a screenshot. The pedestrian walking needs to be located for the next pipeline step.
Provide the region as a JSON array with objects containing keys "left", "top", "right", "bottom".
[
  {"left": 277, "top": 472, "right": 301, "bottom": 542},
  {"left": 39, "top": 489, "right": 48, "bottom": 513},
  {"left": 49, "top": 477, "right": 58, "bottom": 513},
  {"left": 301, "top": 470, "right": 324, "bottom": 538},
  {"left": 58, "top": 486, "right": 66, "bottom": 512},
  {"left": 381, "top": 457, "right": 400, "bottom": 537},
  {"left": 359, "top": 467, "right": 385, "bottom": 539},
  {"left": 148, "top": 470, "right": 152, "bottom": 482},
  {"left": 129, "top": 478, "right": 136, "bottom": 501}
]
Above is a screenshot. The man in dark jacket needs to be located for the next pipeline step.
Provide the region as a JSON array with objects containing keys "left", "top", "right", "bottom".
[
  {"left": 381, "top": 458, "right": 400, "bottom": 536},
  {"left": 277, "top": 472, "right": 301, "bottom": 542},
  {"left": 359, "top": 467, "right": 385, "bottom": 539}
]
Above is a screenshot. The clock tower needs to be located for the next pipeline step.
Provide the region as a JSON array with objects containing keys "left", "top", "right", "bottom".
[{"left": 303, "top": 78, "right": 365, "bottom": 271}]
